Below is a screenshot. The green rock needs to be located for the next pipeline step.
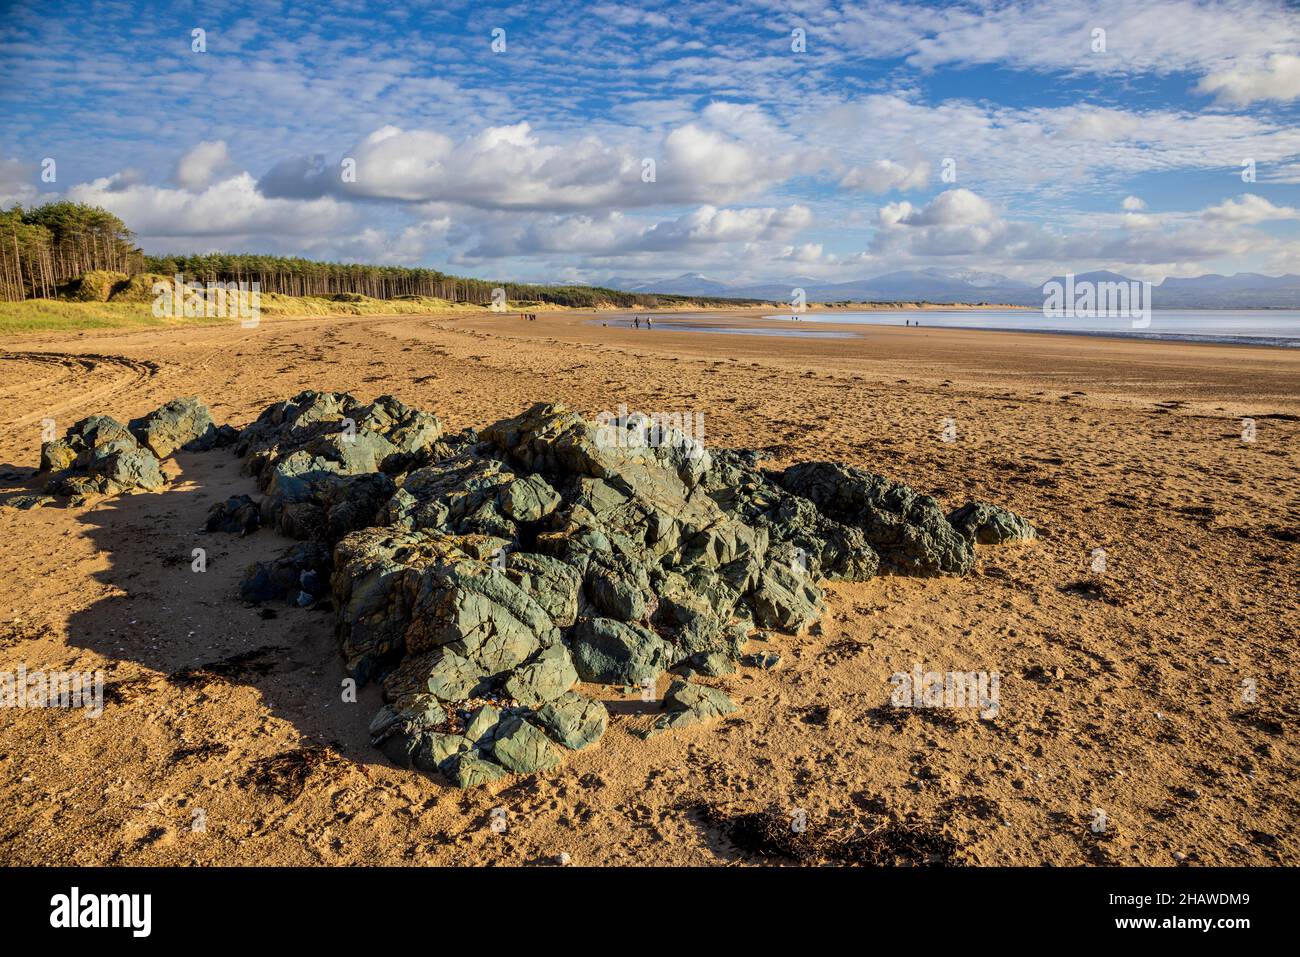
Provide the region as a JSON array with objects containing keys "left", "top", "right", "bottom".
[
  {"left": 422, "top": 650, "right": 486, "bottom": 701},
  {"left": 665, "top": 678, "right": 738, "bottom": 716},
  {"left": 499, "top": 473, "right": 562, "bottom": 522},
  {"left": 570, "top": 617, "right": 672, "bottom": 685},
  {"left": 536, "top": 692, "right": 608, "bottom": 750},
  {"left": 0, "top": 493, "right": 55, "bottom": 510},
  {"left": 645, "top": 678, "right": 739, "bottom": 737},
  {"left": 778, "top": 461, "right": 973, "bottom": 576},
  {"left": 490, "top": 715, "right": 565, "bottom": 773},
  {"left": 586, "top": 554, "right": 651, "bottom": 621},
  {"left": 218, "top": 395, "right": 1035, "bottom": 784},
  {"left": 379, "top": 731, "right": 419, "bottom": 767},
  {"left": 505, "top": 644, "right": 579, "bottom": 708},
  {"left": 39, "top": 439, "right": 77, "bottom": 473},
  {"left": 464, "top": 704, "right": 502, "bottom": 745},
  {"left": 504, "top": 553, "right": 581, "bottom": 628},
  {"left": 742, "top": 650, "right": 781, "bottom": 670},
  {"left": 686, "top": 650, "right": 737, "bottom": 677},
  {"left": 947, "top": 501, "right": 1037, "bottom": 545},
  {"left": 749, "top": 561, "right": 824, "bottom": 633},
  {"left": 129, "top": 396, "right": 216, "bottom": 458},
  {"left": 89, "top": 447, "right": 165, "bottom": 492},
  {"left": 448, "top": 750, "right": 508, "bottom": 788},
  {"left": 387, "top": 452, "right": 515, "bottom": 533},
  {"left": 413, "top": 732, "right": 467, "bottom": 773}
]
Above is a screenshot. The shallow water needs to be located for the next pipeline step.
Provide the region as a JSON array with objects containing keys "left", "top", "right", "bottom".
[
  {"left": 756, "top": 309, "right": 1300, "bottom": 347},
  {"left": 633, "top": 323, "right": 855, "bottom": 339}
]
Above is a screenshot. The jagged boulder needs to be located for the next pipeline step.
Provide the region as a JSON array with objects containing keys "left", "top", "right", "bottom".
[
  {"left": 40, "top": 415, "right": 165, "bottom": 496},
  {"left": 777, "top": 462, "right": 974, "bottom": 576},
  {"left": 536, "top": 691, "right": 608, "bottom": 750},
  {"left": 445, "top": 750, "right": 508, "bottom": 788},
  {"left": 237, "top": 391, "right": 443, "bottom": 538},
  {"left": 39, "top": 399, "right": 239, "bottom": 500},
  {"left": 129, "top": 396, "right": 217, "bottom": 457},
  {"left": 504, "top": 644, "right": 579, "bottom": 708},
  {"left": 489, "top": 715, "right": 565, "bottom": 773},
  {"left": 749, "top": 560, "right": 825, "bottom": 633},
  {"left": 704, "top": 448, "right": 880, "bottom": 581},
  {"left": 947, "top": 501, "right": 1037, "bottom": 545},
  {"left": 570, "top": 616, "right": 673, "bottom": 685},
  {"left": 502, "top": 553, "right": 581, "bottom": 627},
  {"left": 645, "top": 678, "right": 739, "bottom": 736},
  {"left": 88, "top": 446, "right": 165, "bottom": 492},
  {"left": 381, "top": 449, "right": 518, "bottom": 537}
]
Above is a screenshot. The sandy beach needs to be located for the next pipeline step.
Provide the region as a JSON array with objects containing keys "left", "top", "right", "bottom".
[{"left": 0, "top": 308, "right": 1296, "bottom": 866}]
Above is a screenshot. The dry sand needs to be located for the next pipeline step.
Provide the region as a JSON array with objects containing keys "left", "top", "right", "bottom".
[{"left": 0, "top": 308, "right": 1296, "bottom": 866}]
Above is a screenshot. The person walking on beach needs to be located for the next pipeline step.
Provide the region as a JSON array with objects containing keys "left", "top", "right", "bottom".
[
  {"left": 647, "top": 316, "right": 653, "bottom": 329},
  {"left": 634, "top": 316, "right": 640, "bottom": 329}
]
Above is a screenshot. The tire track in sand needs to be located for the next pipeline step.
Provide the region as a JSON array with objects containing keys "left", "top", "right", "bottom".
[{"left": 0, "top": 351, "right": 160, "bottom": 428}]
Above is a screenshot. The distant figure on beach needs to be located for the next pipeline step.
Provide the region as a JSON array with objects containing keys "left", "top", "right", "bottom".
[
  {"left": 647, "top": 316, "right": 653, "bottom": 328},
  {"left": 634, "top": 316, "right": 640, "bottom": 329}
]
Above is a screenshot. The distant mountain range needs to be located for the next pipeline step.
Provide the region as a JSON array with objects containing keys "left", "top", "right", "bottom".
[{"left": 601, "top": 268, "right": 1300, "bottom": 308}]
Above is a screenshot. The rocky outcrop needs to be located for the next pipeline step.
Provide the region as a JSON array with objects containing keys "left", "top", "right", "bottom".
[
  {"left": 37, "top": 398, "right": 233, "bottom": 501},
  {"left": 43, "top": 394, "right": 1035, "bottom": 788}
]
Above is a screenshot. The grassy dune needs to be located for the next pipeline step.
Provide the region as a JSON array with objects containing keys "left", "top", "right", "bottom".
[{"left": 0, "top": 293, "right": 489, "bottom": 336}]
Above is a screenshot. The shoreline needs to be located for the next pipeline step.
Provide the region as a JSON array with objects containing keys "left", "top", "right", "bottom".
[{"left": 586, "top": 309, "right": 1300, "bottom": 351}]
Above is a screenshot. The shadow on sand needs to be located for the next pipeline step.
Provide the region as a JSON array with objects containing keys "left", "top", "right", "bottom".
[{"left": 59, "top": 448, "right": 391, "bottom": 773}]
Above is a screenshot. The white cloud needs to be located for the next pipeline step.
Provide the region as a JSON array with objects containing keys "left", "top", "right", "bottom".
[
  {"left": 1202, "top": 193, "right": 1300, "bottom": 223},
  {"left": 885, "top": 189, "right": 998, "bottom": 227},
  {"left": 893, "top": 0, "right": 1300, "bottom": 90},
  {"left": 67, "top": 172, "right": 355, "bottom": 242},
  {"left": 840, "top": 158, "right": 930, "bottom": 193},
  {"left": 173, "top": 140, "right": 234, "bottom": 191},
  {"left": 258, "top": 120, "right": 800, "bottom": 213},
  {"left": 867, "top": 185, "right": 1286, "bottom": 273},
  {"left": 1059, "top": 108, "right": 1143, "bottom": 142},
  {"left": 0, "top": 158, "right": 39, "bottom": 207},
  {"left": 807, "top": 95, "right": 1300, "bottom": 205},
  {"left": 1122, "top": 195, "right": 1147, "bottom": 210},
  {"left": 1197, "top": 53, "right": 1300, "bottom": 105},
  {"left": 462, "top": 203, "right": 812, "bottom": 260},
  {"left": 782, "top": 242, "right": 824, "bottom": 263}
]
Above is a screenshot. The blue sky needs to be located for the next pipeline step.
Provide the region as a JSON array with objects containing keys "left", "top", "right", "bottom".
[{"left": 2, "top": 0, "right": 1299, "bottom": 284}]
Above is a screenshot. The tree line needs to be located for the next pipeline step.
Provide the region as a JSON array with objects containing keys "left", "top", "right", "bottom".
[
  {"left": 1, "top": 202, "right": 143, "bottom": 301},
  {"left": 2, "top": 201, "right": 762, "bottom": 308},
  {"left": 142, "top": 253, "right": 759, "bottom": 308}
]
